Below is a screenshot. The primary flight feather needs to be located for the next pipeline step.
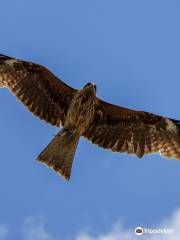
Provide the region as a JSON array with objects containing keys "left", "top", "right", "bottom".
[{"left": 1, "top": 54, "right": 180, "bottom": 180}]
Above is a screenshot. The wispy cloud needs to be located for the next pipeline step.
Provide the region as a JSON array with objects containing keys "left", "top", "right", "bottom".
[
  {"left": 0, "top": 225, "right": 8, "bottom": 240},
  {"left": 1, "top": 209, "right": 180, "bottom": 239},
  {"left": 76, "top": 223, "right": 133, "bottom": 240},
  {"left": 75, "top": 209, "right": 180, "bottom": 240},
  {"left": 22, "top": 217, "right": 52, "bottom": 240}
]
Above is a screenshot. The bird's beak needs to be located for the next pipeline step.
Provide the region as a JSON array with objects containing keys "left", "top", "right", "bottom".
[
  {"left": 83, "top": 82, "right": 97, "bottom": 93},
  {"left": 91, "top": 83, "right": 97, "bottom": 92}
]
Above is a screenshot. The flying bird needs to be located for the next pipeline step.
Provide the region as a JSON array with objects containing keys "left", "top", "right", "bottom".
[{"left": 0, "top": 54, "right": 180, "bottom": 180}]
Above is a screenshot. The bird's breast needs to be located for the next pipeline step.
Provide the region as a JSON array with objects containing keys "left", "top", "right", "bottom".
[{"left": 65, "top": 94, "right": 96, "bottom": 134}]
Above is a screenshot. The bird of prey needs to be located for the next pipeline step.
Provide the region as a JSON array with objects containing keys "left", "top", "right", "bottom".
[{"left": 0, "top": 54, "right": 180, "bottom": 180}]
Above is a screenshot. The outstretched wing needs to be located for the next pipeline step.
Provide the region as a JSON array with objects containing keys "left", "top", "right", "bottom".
[
  {"left": 84, "top": 98, "right": 180, "bottom": 159},
  {"left": 0, "top": 54, "right": 77, "bottom": 127}
]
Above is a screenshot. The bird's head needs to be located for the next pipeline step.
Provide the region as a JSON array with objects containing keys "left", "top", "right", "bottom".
[{"left": 83, "top": 82, "right": 97, "bottom": 94}]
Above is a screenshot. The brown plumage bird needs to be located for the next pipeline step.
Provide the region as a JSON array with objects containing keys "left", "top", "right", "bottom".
[{"left": 1, "top": 54, "right": 180, "bottom": 180}]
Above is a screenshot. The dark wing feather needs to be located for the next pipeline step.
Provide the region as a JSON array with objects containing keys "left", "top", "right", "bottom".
[
  {"left": 84, "top": 98, "right": 180, "bottom": 159},
  {"left": 0, "top": 54, "right": 77, "bottom": 127}
]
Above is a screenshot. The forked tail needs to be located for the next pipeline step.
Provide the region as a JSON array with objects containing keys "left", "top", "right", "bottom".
[{"left": 37, "top": 129, "right": 79, "bottom": 180}]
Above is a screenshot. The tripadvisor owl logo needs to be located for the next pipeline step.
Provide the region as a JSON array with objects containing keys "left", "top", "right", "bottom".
[{"left": 135, "top": 227, "right": 144, "bottom": 236}]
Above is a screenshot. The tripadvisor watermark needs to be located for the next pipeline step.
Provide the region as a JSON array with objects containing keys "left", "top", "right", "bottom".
[{"left": 135, "top": 226, "right": 174, "bottom": 236}]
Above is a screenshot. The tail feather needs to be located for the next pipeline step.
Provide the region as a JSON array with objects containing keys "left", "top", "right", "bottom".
[{"left": 37, "top": 129, "right": 79, "bottom": 180}]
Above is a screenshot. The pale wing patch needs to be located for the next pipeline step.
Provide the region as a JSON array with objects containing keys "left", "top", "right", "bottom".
[
  {"left": 165, "top": 118, "right": 177, "bottom": 133},
  {"left": 5, "top": 59, "right": 19, "bottom": 66}
]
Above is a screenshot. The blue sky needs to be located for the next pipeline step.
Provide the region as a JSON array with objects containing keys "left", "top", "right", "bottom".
[{"left": 0, "top": 0, "right": 180, "bottom": 239}]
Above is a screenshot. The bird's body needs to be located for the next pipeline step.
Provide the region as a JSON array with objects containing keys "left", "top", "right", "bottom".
[
  {"left": 1, "top": 54, "right": 180, "bottom": 180},
  {"left": 64, "top": 83, "right": 97, "bottom": 135},
  {"left": 38, "top": 83, "right": 97, "bottom": 179}
]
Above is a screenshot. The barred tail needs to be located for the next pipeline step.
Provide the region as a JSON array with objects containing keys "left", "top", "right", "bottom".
[{"left": 37, "top": 129, "right": 79, "bottom": 180}]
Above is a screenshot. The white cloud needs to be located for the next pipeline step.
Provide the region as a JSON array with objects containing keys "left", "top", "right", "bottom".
[
  {"left": 1, "top": 209, "right": 180, "bottom": 240},
  {"left": 75, "top": 209, "right": 180, "bottom": 240},
  {"left": 76, "top": 223, "right": 133, "bottom": 240},
  {"left": 22, "top": 217, "right": 52, "bottom": 240},
  {"left": 0, "top": 225, "right": 8, "bottom": 240}
]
